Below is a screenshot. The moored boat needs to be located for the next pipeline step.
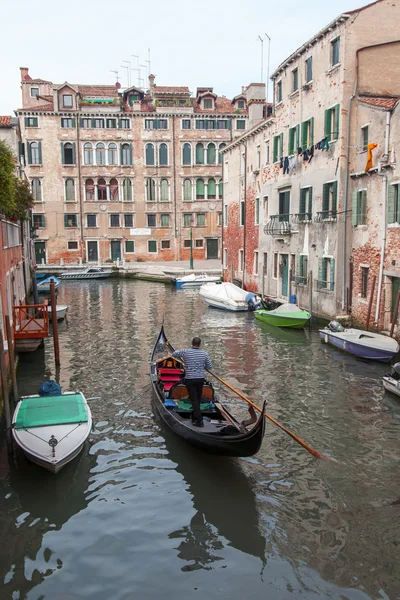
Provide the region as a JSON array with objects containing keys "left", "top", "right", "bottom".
[
  {"left": 12, "top": 386, "right": 92, "bottom": 473},
  {"left": 319, "top": 321, "right": 400, "bottom": 362},
  {"left": 383, "top": 362, "right": 400, "bottom": 397},
  {"left": 150, "top": 326, "right": 266, "bottom": 456},
  {"left": 199, "top": 282, "right": 260, "bottom": 312},
  {"left": 48, "top": 304, "right": 69, "bottom": 321},
  {"left": 37, "top": 276, "right": 61, "bottom": 294},
  {"left": 60, "top": 267, "right": 112, "bottom": 280},
  {"left": 254, "top": 303, "right": 311, "bottom": 329},
  {"left": 173, "top": 273, "right": 221, "bottom": 289}
]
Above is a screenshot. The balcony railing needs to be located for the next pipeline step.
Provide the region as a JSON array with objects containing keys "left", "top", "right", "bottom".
[
  {"left": 315, "top": 279, "right": 335, "bottom": 292},
  {"left": 264, "top": 214, "right": 292, "bottom": 236},
  {"left": 314, "top": 210, "right": 337, "bottom": 223},
  {"left": 293, "top": 213, "right": 312, "bottom": 224}
]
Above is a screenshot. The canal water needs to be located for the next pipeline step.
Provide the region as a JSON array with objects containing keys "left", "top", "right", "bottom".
[{"left": 1, "top": 279, "right": 399, "bottom": 600}]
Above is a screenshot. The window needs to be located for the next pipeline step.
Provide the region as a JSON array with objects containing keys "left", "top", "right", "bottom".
[
  {"left": 119, "top": 119, "right": 130, "bottom": 129},
  {"left": 240, "top": 200, "right": 245, "bottom": 226},
  {"left": 62, "top": 142, "right": 75, "bottom": 165},
  {"left": 65, "top": 178, "right": 75, "bottom": 202},
  {"left": 273, "top": 253, "right": 278, "bottom": 278},
  {"left": 110, "top": 178, "right": 119, "bottom": 201},
  {"left": 236, "top": 120, "right": 246, "bottom": 130},
  {"left": 207, "top": 178, "right": 216, "bottom": 199},
  {"left": 25, "top": 117, "right": 38, "bottom": 127},
  {"left": 121, "top": 143, "right": 132, "bottom": 165},
  {"left": 144, "top": 119, "right": 167, "bottom": 130},
  {"left": 182, "top": 143, "right": 191, "bottom": 166},
  {"left": 146, "top": 179, "right": 156, "bottom": 202},
  {"left": 218, "top": 212, "right": 222, "bottom": 226},
  {"left": 289, "top": 125, "right": 300, "bottom": 155},
  {"left": 159, "top": 143, "right": 168, "bottom": 166},
  {"left": 125, "top": 240, "right": 135, "bottom": 253},
  {"left": 183, "top": 214, "right": 192, "bottom": 227},
  {"left": 255, "top": 197, "right": 260, "bottom": 225},
  {"left": 305, "top": 57, "right": 313, "bottom": 83},
  {"left": 223, "top": 248, "right": 228, "bottom": 268},
  {"left": 195, "top": 239, "right": 203, "bottom": 248},
  {"left": 264, "top": 141, "right": 270, "bottom": 165},
  {"left": 218, "top": 143, "right": 226, "bottom": 164},
  {"left": 81, "top": 119, "right": 92, "bottom": 128},
  {"left": 93, "top": 118, "right": 104, "bottom": 128},
  {"left": 296, "top": 255, "right": 308, "bottom": 285},
  {"left": 123, "top": 179, "right": 132, "bottom": 202},
  {"left": 352, "top": 190, "right": 367, "bottom": 226},
  {"left": 256, "top": 146, "right": 261, "bottom": 170},
  {"left": 182, "top": 119, "right": 191, "bottom": 129},
  {"left": 196, "top": 179, "right": 205, "bottom": 200},
  {"left": 87, "top": 214, "right": 97, "bottom": 228},
  {"left": 30, "top": 87, "right": 39, "bottom": 97},
  {"left": 148, "top": 240, "right": 157, "bottom": 253},
  {"left": 331, "top": 38, "right": 340, "bottom": 66},
  {"left": 33, "top": 213, "right": 45, "bottom": 228},
  {"left": 129, "top": 94, "right": 139, "bottom": 105},
  {"left": 196, "top": 213, "right": 206, "bottom": 227},
  {"left": 195, "top": 143, "right": 204, "bottom": 164},
  {"left": 279, "top": 190, "right": 290, "bottom": 221},
  {"left": 31, "top": 179, "right": 42, "bottom": 202},
  {"left": 239, "top": 249, "right": 244, "bottom": 271},
  {"left": 324, "top": 105, "right": 340, "bottom": 141},
  {"left": 161, "top": 240, "right": 170, "bottom": 249},
  {"left": 124, "top": 214, "right": 133, "bottom": 227},
  {"left": 388, "top": 184, "right": 400, "bottom": 224},
  {"left": 84, "top": 143, "right": 93, "bottom": 165},
  {"left": 299, "top": 187, "right": 312, "bottom": 221},
  {"left": 301, "top": 118, "right": 314, "bottom": 149},
  {"left": 322, "top": 181, "right": 338, "bottom": 219},
  {"left": 361, "top": 126, "right": 369, "bottom": 152},
  {"left": 108, "top": 143, "right": 118, "bottom": 165},
  {"left": 195, "top": 119, "right": 230, "bottom": 130},
  {"left": 28, "top": 141, "right": 41, "bottom": 165},
  {"left": 263, "top": 196, "right": 268, "bottom": 221},
  {"left": 160, "top": 179, "right": 169, "bottom": 202},
  {"left": 318, "top": 257, "right": 335, "bottom": 291},
  {"left": 96, "top": 143, "right": 106, "bottom": 165},
  {"left": 98, "top": 178, "right": 107, "bottom": 201},
  {"left": 273, "top": 133, "right": 283, "bottom": 163},
  {"left": 224, "top": 204, "right": 228, "bottom": 226},
  {"left": 253, "top": 251, "right": 259, "bottom": 275},
  {"left": 203, "top": 98, "right": 213, "bottom": 109},
  {"left": 292, "top": 68, "right": 298, "bottom": 92},
  {"left": 361, "top": 267, "right": 369, "bottom": 299},
  {"left": 218, "top": 181, "right": 223, "bottom": 199},
  {"left": 61, "top": 118, "right": 75, "bottom": 128},
  {"left": 110, "top": 214, "right": 120, "bottom": 227},
  {"left": 85, "top": 179, "right": 95, "bottom": 201},
  {"left": 184, "top": 239, "right": 191, "bottom": 249},
  {"left": 68, "top": 241, "right": 78, "bottom": 250},
  {"left": 64, "top": 213, "right": 78, "bottom": 228},
  {"left": 145, "top": 143, "right": 155, "bottom": 166},
  {"left": 160, "top": 214, "right": 170, "bottom": 227},
  {"left": 207, "top": 143, "right": 216, "bottom": 164},
  {"left": 106, "top": 118, "right": 117, "bottom": 129},
  {"left": 183, "top": 179, "right": 192, "bottom": 201},
  {"left": 147, "top": 214, "right": 156, "bottom": 227},
  {"left": 276, "top": 81, "right": 282, "bottom": 103},
  {"left": 238, "top": 99, "right": 245, "bottom": 109},
  {"left": 63, "top": 94, "right": 73, "bottom": 108}
]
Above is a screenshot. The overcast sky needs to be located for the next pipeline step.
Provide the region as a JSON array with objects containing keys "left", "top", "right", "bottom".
[{"left": 1, "top": 0, "right": 365, "bottom": 115}]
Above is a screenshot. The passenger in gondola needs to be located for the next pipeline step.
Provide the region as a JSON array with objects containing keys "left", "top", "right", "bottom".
[{"left": 172, "top": 337, "right": 212, "bottom": 427}]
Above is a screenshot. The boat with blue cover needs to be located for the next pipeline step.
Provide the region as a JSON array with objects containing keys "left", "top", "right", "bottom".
[{"left": 37, "top": 276, "right": 61, "bottom": 294}]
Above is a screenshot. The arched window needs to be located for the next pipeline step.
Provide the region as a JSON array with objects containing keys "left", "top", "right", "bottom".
[
  {"left": 196, "top": 179, "right": 205, "bottom": 200},
  {"left": 159, "top": 143, "right": 168, "bottom": 166},
  {"left": 182, "top": 143, "right": 191, "bottom": 166},
  {"left": 98, "top": 178, "right": 107, "bottom": 201},
  {"left": 31, "top": 179, "right": 41, "bottom": 202},
  {"left": 207, "top": 143, "right": 216, "bottom": 165},
  {"left": 30, "top": 141, "right": 40, "bottom": 164},
  {"left": 110, "top": 178, "right": 119, "bottom": 201},
  {"left": 85, "top": 178, "right": 95, "bottom": 201},
  {"left": 108, "top": 143, "right": 117, "bottom": 165},
  {"left": 195, "top": 143, "right": 204, "bottom": 164},
  {"left": 160, "top": 179, "right": 169, "bottom": 202},
  {"left": 84, "top": 143, "right": 93, "bottom": 165},
  {"left": 146, "top": 178, "right": 156, "bottom": 201},
  {"left": 218, "top": 143, "right": 226, "bottom": 164},
  {"left": 145, "top": 143, "right": 155, "bottom": 166},
  {"left": 207, "top": 178, "right": 216, "bottom": 199},
  {"left": 65, "top": 179, "right": 75, "bottom": 202},
  {"left": 123, "top": 179, "right": 132, "bottom": 202},
  {"left": 96, "top": 142, "right": 106, "bottom": 165},
  {"left": 121, "top": 143, "right": 132, "bottom": 165},
  {"left": 218, "top": 180, "right": 223, "bottom": 199},
  {"left": 183, "top": 179, "right": 192, "bottom": 202},
  {"left": 63, "top": 143, "right": 75, "bottom": 165}
]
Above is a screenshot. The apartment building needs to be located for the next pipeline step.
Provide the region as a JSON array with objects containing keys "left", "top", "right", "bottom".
[
  {"left": 17, "top": 69, "right": 268, "bottom": 265},
  {"left": 222, "top": 0, "right": 400, "bottom": 325}
]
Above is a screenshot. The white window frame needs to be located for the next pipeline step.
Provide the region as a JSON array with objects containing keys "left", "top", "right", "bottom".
[
  {"left": 255, "top": 197, "right": 260, "bottom": 225},
  {"left": 224, "top": 204, "right": 228, "bottom": 226},
  {"left": 67, "top": 240, "right": 79, "bottom": 251},
  {"left": 64, "top": 177, "right": 76, "bottom": 203},
  {"left": 63, "top": 94, "right": 73, "bottom": 108},
  {"left": 30, "top": 87, "right": 39, "bottom": 97},
  {"left": 239, "top": 249, "right": 244, "bottom": 272},
  {"left": 148, "top": 239, "right": 158, "bottom": 254},
  {"left": 253, "top": 251, "right": 259, "bottom": 275},
  {"left": 31, "top": 177, "right": 43, "bottom": 203},
  {"left": 223, "top": 248, "right": 228, "bottom": 269},
  {"left": 125, "top": 240, "right": 135, "bottom": 254},
  {"left": 86, "top": 213, "right": 98, "bottom": 228}
]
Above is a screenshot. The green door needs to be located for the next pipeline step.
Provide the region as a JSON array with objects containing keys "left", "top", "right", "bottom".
[
  {"left": 206, "top": 238, "right": 219, "bottom": 259},
  {"left": 391, "top": 277, "right": 400, "bottom": 320},
  {"left": 111, "top": 240, "right": 121, "bottom": 261},
  {"left": 34, "top": 241, "right": 46, "bottom": 265},
  {"left": 87, "top": 241, "right": 98, "bottom": 262},
  {"left": 281, "top": 254, "right": 289, "bottom": 297}
]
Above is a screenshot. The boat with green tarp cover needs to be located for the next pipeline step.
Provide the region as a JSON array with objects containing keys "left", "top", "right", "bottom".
[
  {"left": 254, "top": 303, "right": 311, "bottom": 329},
  {"left": 12, "top": 391, "right": 92, "bottom": 474}
]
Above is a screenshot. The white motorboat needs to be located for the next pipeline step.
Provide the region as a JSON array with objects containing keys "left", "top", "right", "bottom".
[
  {"left": 37, "top": 276, "right": 61, "bottom": 293},
  {"left": 12, "top": 389, "right": 92, "bottom": 474},
  {"left": 199, "top": 282, "right": 260, "bottom": 312},
  {"left": 48, "top": 304, "right": 69, "bottom": 321},
  {"left": 173, "top": 272, "right": 221, "bottom": 289},
  {"left": 383, "top": 362, "right": 400, "bottom": 398},
  {"left": 60, "top": 267, "right": 112, "bottom": 280}
]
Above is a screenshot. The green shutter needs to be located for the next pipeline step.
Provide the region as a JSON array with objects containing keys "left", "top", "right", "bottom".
[
  {"left": 289, "top": 128, "right": 294, "bottom": 155},
  {"left": 72, "top": 142, "right": 76, "bottom": 165},
  {"left": 322, "top": 183, "right": 330, "bottom": 217},
  {"left": 295, "top": 254, "right": 300, "bottom": 276},
  {"left": 301, "top": 122, "right": 307, "bottom": 149},
  {"left": 310, "top": 118, "right": 314, "bottom": 146},
  {"left": 280, "top": 133, "right": 284, "bottom": 158},
  {"left": 303, "top": 256, "right": 308, "bottom": 281},
  {"left": 91, "top": 119, "right": 96, "bottom": 128},
  {"left": 299, "top": 188, "right": 306, "bottom": 217},
  {"left": 38, "top": 142, "right": 42, "bottom": 164},
  {"left": 71, "top": 118, "right": 76, "bottom": 128},
  {"left": 296, "top": 125, "right": 300, "bottom": 152},
  {"left": 324, "top": 109, "right": 331, "bottom": 140},
  {"left": 333, "top": 105, "right": 340, "bottom": 140},
  {"left": 24, "top": 117, "right": 29, "bottom": 127},
  {"left": 330, "top": 258, "right": 335, "bottom": 291},
  {"left": 387, "top": 184, "right": 396, "bottom": 224},
  {"left": 360, "top": 190, "right": 367, "bottom": 224},
  {"left": 318, "top": 258, "right": 323, "bottom": 288},
  {"left": 61, "top": 142, "right": 65, "bottom": 164},
  {"left": 332, "top": 181, "right": 338, "bottom": 214},
  {"left": 352, "top": 190, "right": 358, "bottom": 225},
  {"left": 120, "top": 144, "right": 123, "bottom": 164},
  {"left": 64, "top": 215, "right": 68, "bottom": 228},
  {"left": 273, "top": 136, "right": 278, "bottom": 163},
  {"left": 307, "top": 187, "right": 313, "bottom": 216},
  {"left": 27, "top": 143, "right": 32, "bottom": 164}
]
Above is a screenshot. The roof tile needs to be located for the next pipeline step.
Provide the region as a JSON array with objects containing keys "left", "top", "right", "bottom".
[
  {"left": 0, "top": 116, "right": 12, "bottom": 127},
  {"left": 359, "top": 96, "right": 399, "bottom": 110}
]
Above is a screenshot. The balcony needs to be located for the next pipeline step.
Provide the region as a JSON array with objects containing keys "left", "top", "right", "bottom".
[
  {"left": 293, "top": 213, "right": 312, "bottom": 224},
  {"left": 264, "top": 214, "right": 293, "bottom": 236},
  {"left": 314, "top": 210, "right": 337, "bottom": 223}
]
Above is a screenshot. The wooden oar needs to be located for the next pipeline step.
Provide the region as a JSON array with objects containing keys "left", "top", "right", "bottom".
[{"left": 206, "top": 369, "right": 333, "bottom": 462}]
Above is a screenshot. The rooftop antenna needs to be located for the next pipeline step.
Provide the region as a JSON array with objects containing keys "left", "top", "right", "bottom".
[
  {"left": 110, "top": 69, "right": 119, "bottom": 83},
  {"left": 122, "top": 60, "right": 131, "bottom": 87},
  {"left": 131, "top": 55, "right": 140, "bottom": 86},
  {"left": 258, "top": 35, "right": 265, "bottom": 83},
  {"left": 140, "top": 64, "right": 148, "bottom": 87},
  {"left": 147, "top": 48, "right": 151, "bottom": 78},
  {"left": 265, "top": 33, "right": 271, "bottom": 102}
]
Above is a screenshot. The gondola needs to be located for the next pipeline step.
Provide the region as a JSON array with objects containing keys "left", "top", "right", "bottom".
[{"left": 150, "top": 326, "right": 266, "bottom": 456}]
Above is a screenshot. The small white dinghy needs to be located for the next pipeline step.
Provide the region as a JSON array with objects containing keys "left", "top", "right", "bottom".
[
  {"left": 383, "top": 362, "right": 400, "bottom": 398},
  {"left": 199, "top": 282, "right": 259, "bottom": 312},
  {"left": 173, "top": 273, "right": 221, "bottom": 289},
  {"left": 12, "top": 387, "right": 92, "bottom": 474},
  {"left": 48, "top": 304, "right": 69, "bottom": 321}
]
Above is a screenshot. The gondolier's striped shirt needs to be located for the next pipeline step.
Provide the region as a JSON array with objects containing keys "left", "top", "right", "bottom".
[{"left": 172, "top": 348, "right": 212, "bottom": 379}]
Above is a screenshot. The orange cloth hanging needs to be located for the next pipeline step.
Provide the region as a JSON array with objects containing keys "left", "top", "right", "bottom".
[{"left": 365, "top": 143, "right": 378, "bottom": 172}]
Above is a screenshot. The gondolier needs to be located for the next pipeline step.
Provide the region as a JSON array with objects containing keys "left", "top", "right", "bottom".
[{"left": 172, "top": 337, "right": 212, "bottom": 427}]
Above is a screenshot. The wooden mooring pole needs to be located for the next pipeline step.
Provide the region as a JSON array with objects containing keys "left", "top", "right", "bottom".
[
  {"left": 5, "top": 315, "right": 18, "bottom": 405},
  {"left": 0, "top": 327, "right": 12, "bottom": 448},
  {"left": 390, "top": 290, "right": 400, "bottom": 339},
  {"left": 366, "top": 276, "right": 376, "bottom": 331},
  {"left": 50, "top": 280, "right": 60, "bottom": 366}
]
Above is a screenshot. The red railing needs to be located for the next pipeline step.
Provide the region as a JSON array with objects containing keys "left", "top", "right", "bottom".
[{"left": 13, "top": 301, "right": 49, "bottom": 339}]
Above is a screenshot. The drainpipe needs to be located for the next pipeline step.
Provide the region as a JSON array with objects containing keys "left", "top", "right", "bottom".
[
  {"left": 172, "top": 114, "right": 178, "bottom": 258},
  {"left": 76, "top": 101, "right": 85, "bottom": 261},
  {"left": 375, "top": 110, "right": 391, "bottom": 326},
  {"left": 221, "top": 157, "right": 224, "bottom": 271},
  {"left": 243, "top": 143, "right": 247, "bottom": 288}
]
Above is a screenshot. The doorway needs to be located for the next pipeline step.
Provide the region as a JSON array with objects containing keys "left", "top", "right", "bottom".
[
  {"left": 281, "top": 253, "right": 289, "bottom": 297},
  {"left": 111, "top": 240, "right": 121, "bottom": 261},
  {"left": 262, "top": 253, "right": 268, "bottom": 296},
  {"left": 87, "top": 241, "right": 98, "bottom": 262},
  {"left": 34, "top": 241, "right": 46, "bottom": 265},
  {"left": 391, "top": 277, "right": 400, "bottom": 321},
  {"left": 206, "top": 238, "right": 218, "bottom": 259}
]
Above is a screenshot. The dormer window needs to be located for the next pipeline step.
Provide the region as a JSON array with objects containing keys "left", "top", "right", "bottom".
[
  {"left": 129, "top": 94, "right": 139, "bottom": 106},
  {"left": 203, "top": 98, "right": 213, "bottom": 110},
  {"left": 237, "top": 99, "right": 245, "bottom": 109},
  {"left": 30, "top": 87, "right": 39, "bottom": 97},
  {"left": 63, "top": 94, "right": 73, "bottom": 108}
]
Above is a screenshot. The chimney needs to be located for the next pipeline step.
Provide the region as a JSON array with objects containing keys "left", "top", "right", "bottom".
[
  {"left": 20, "top": 67, "right": 30, "bottom": 81},
  {"left": 149, "top": 74, "right": 156, "bottom": 89},
  {"left": 245, "top": 83, "right": 266, "bottom": 129}
]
